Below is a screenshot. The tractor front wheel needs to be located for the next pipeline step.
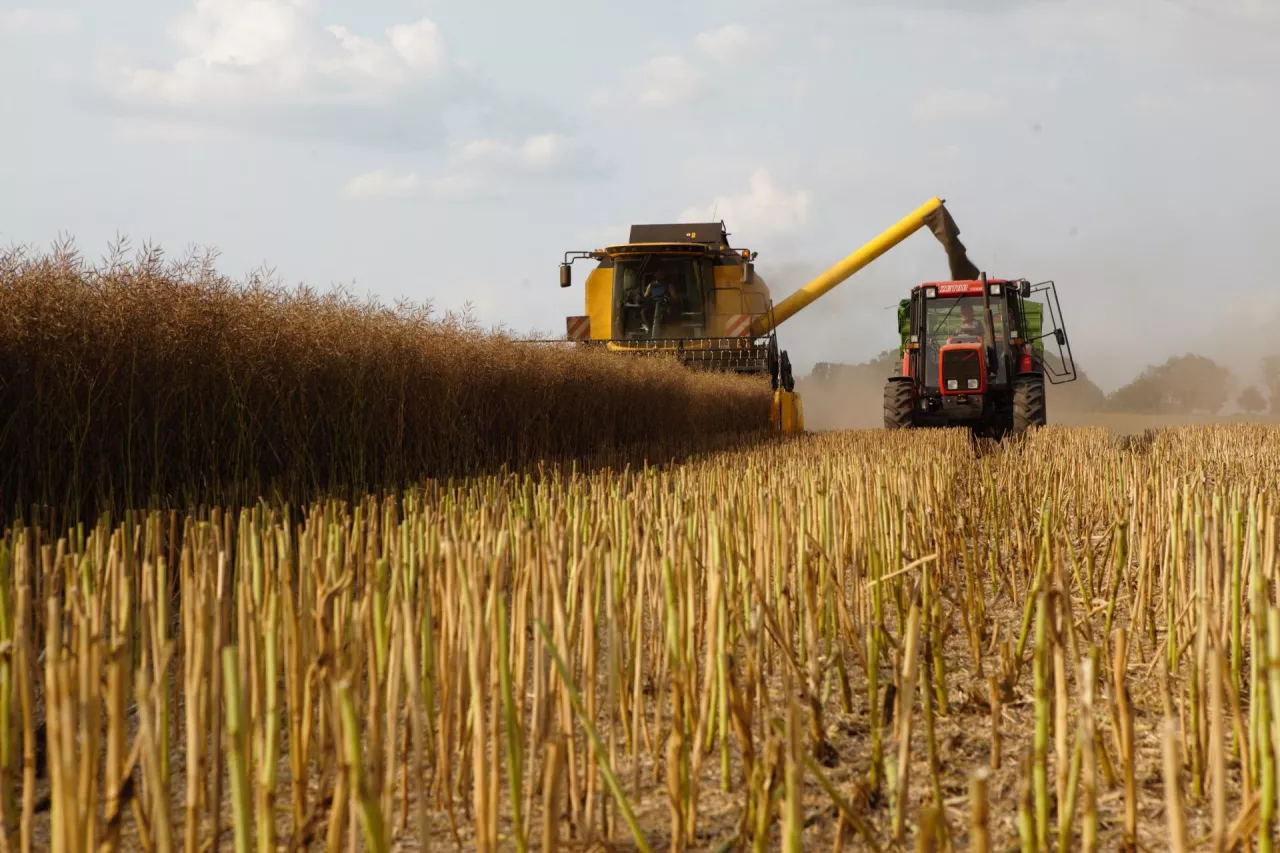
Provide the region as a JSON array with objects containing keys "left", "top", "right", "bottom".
[
  {"left": 884, "top": 379, "right": 915, "bottom": 430},
  {"left": 1013, "top": 374, "right": 1047, "bottom": 433}
]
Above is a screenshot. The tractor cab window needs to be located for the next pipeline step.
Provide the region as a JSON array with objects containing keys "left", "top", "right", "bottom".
[
  {"left": 923, "top": 296, "right": 1009, "bottom": 387},
  {"left": 925, "top": 296, "right": 1006, "bottom": 343},
  {"left": 613, "top": 256, "right": 708, "bottom": 339}
]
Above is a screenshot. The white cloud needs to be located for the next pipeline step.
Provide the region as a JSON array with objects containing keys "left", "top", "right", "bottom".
[
  {"left": 427, "top": 132, "right": 604, "bottom": 199},
  {"left": 108, "top": 0, "right": 447, "bottom": 110},
  {"left": 913, "top": 89, "right": 1008, "bottom": 122},
  {"left": 332, "top": 133, "right": 600, "bottom": 202},
  {"left": 633, "top": 55, "right": 703, "bottom": 108},
  {"left": 600, "top": 27, "right": 758, "bottom": 111},
  {"left": 694, "top": 24, "right": 759, "bottom": 63},
  {"left": 322, "top": 18, "right": 444, "bottom": 87},
  {"left": 520, "top": 133, "right": 566, "bottom": 169},
  {"left": 99, "top": 0, "right": 588, "bottom": 153},
  {"left": 386, "top": 19, "right": 445, "bottom": 71},
  {"left": 680, "top": 170, "right": 812, "bottom": 236},
  {"left": 0, "top": 8, "right": 77, "bottom": 33},
  {"left": 342, "top": 170, "right": 421, "bottom": 199},
  {"left": 454, "top": 133, "right": 573, "bottom": 172}
]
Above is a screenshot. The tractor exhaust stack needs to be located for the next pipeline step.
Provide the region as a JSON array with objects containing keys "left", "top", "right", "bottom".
[{"left": 981, "top": 271, "right": 996, "bottom": 374}]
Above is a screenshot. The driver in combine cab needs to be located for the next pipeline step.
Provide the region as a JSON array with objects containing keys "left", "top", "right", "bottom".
[
  {"left": 955, "top": 303, "right": 985, "bottom": 340},
  {"left": 641, "top": 273, "right": 676, "bottom": 331}
]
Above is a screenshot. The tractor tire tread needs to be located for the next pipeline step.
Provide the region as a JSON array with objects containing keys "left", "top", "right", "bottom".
[
  {"left": 884, "top": 379, "right": 915, "bottom": 430},
  {"left": 1013, "top": 374, "right": 1047, "bottom": 433}
]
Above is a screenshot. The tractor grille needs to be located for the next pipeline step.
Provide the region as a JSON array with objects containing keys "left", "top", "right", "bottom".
[{"left": 940, "top": 349, "right": 983, "bottom": 391}]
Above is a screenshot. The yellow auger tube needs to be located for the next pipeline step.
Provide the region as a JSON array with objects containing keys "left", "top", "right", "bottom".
[{"left": 750, "top": 196, "right": 945, "bottom": 337}]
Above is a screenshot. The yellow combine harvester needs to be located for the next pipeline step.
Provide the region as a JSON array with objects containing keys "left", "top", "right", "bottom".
[{"left": 556, "top": 196, "right": 977, "bottom": 433}]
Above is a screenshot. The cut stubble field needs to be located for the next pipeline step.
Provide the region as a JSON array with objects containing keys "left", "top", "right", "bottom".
[{"left": 7, "top": 423, "right": 1280, "bottom": 853}]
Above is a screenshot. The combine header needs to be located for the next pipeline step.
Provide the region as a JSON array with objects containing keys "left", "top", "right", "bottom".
[{"left": 555, "top": 197, "right": 980, "bottom": 433}]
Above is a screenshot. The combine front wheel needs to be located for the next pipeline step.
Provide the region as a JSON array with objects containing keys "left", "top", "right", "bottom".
[
  {"left": 884, "top": 378, "right": 915, "bottom": 430},
  {"left": 1013, "top": 374, "right": 1047, "bottom": 433}
]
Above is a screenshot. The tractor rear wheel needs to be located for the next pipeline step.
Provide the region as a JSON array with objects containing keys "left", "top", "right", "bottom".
[
  {"left": 1013, "top": 374, "right": 1047, "bottom": 433},
  {"left": 884, "top": 379, "right": 915, "bottom": 430}
]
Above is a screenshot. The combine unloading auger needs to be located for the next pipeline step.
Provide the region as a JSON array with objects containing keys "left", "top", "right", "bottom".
[{"left": 749, "top": 198, "right": 978, "bottom": 337}]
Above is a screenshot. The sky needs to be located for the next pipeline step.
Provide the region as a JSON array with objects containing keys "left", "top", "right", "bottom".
[{"left": 3, "top": 0, "right": 1278, "bottom": 392}]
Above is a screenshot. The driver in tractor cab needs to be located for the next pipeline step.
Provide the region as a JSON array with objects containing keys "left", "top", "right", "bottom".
[{"left": 954, "top": 303, "right": 985, "bottom": 341}]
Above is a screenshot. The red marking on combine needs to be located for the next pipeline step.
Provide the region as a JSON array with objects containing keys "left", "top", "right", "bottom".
[
  {"left": 725, "top": 314, "right": 753, "bottom": 338},
  {"left": 566, "top": 315, "right": 591, "bottom": 341}
]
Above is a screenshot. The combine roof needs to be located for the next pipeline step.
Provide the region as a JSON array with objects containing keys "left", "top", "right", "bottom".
[{"left": 626, "top": 222, "right": 731, "bottom": 247}]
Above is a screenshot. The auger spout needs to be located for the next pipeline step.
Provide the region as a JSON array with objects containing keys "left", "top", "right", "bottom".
[{"left": 751, "top": 196, "right": 976, "bottom": 337}]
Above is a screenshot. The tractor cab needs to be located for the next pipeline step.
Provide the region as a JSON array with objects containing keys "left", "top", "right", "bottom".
[
  {"left": 921, "top": 285, "right": 1011, "bottom": 392},
  {"left": 886, "top": 276, "right": 1077, "bottom": 436}
]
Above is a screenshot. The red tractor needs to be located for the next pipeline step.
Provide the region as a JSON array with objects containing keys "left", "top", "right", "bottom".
[{"left": 884, "top": 273, "right": 1076, "bottom": 437}]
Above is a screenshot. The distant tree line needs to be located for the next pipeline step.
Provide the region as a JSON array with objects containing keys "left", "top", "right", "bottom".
[
  {"left": 1104, "top": 354, "right": 1280, "bottom": 416},
  {"left": 1103, "top": 354, "right": 1233, "bottom": 414}
]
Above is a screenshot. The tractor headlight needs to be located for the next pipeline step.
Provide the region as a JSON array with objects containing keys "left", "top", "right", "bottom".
[
  {"left": 925, "top": 287, "right": 937, "bottom": 299},
  {"left": 990, "top": 283, "right": 1001, "bottom": 295},
  {"left": 967, "top": 378, "right": 979, "bottom": 389},
  {"left": 946, "top": 379, "right": 958, "bottom": 390}
]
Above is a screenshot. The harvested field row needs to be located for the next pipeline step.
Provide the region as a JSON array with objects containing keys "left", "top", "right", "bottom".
[
  {"left": 0, "top": 241, "right": 771, "bottom": 520},
  {"left": 4, "top": 424, "right": 1280, "bottom": 851}
]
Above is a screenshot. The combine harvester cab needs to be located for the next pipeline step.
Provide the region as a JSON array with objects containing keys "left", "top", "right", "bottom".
[
  {"left": 885, "top": 274, "right": 1078, "bottom": 437},
  {"left": 556, "top": 197, "right": 979, "bottom": 435}
]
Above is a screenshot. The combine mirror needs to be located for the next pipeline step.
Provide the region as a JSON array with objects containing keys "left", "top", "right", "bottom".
[{"left": 559, "top": 263, "right": 571, "bottom": 288}]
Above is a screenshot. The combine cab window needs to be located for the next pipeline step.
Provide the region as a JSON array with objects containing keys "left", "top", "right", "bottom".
[
  {"left": 923, "top": 296, "right": 1009, "bottom": 387},
  {"left": 613, "top": 257, "right": 708, "bottom": 339}
]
